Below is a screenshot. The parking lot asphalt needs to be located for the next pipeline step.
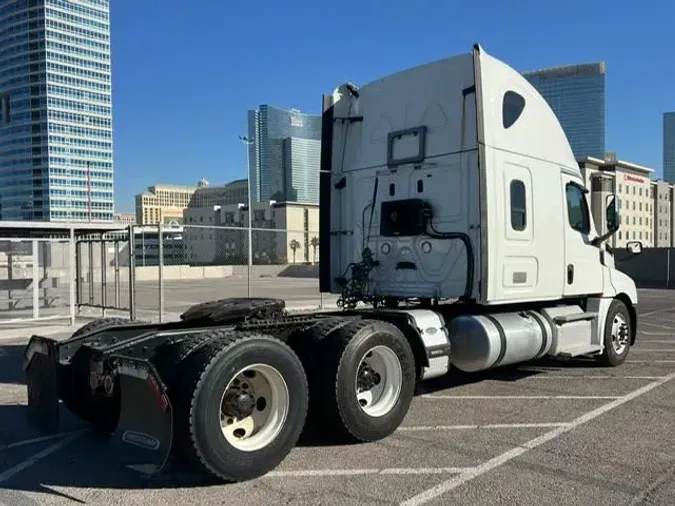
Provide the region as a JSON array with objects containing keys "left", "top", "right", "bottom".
[{"left": 1, "top": 288, "right": 675, "bottom": 505}]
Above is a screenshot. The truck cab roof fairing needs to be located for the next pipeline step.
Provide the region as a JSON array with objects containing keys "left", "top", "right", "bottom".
[{"left": 474, "top": 46, "right": 581, "bottom": 179}]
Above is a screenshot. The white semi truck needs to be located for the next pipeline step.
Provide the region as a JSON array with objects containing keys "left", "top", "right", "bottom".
[{"left": 24, "top": 44, "right": 642, "bottom": 482}]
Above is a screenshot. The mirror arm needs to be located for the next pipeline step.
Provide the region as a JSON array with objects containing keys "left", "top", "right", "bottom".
[{"left": 592, "top": 229, "right": 616, "bottom": 248}]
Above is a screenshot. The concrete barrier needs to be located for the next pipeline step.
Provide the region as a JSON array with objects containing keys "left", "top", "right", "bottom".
[{"left": 615, "top": 248, "right": 674, "bottom": 289}]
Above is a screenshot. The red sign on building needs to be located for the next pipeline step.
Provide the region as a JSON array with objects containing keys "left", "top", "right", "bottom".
[{"left": 624, "top": 174, "right": 645, "bottom": 184}]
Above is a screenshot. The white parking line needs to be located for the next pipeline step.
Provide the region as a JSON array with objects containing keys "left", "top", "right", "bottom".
[
  {"left": 400, "top": 370, "right": 675, "bottom": 506},
  {"left": 0, "top": 430, "right": 83, "bottom": 451},
  {"left": 398, "top": 423, "right": 568, "bottom": 432},
  {"left": 266, "top": 467, "right": 472, "bottom": 478},
  {"left": 627, "top": 360, "right": 675, "bottom": 364},
  {"left": 640, "top": 321, "right": 674, "bottom": 330},
  {"left": 421, "top": 395, "right": 620, "bottom": 400},
  {"left": 630, "top": 349, "right": 675, "bottom": 352},
  {"left": 530, "top": 375, "right": 664, "bottom": 380},
  {"left": 0, "top": 430, "right": 84, "bottom": 484},
  {"left": 640, "top": 306, "right": 675, "bottom": 317}
]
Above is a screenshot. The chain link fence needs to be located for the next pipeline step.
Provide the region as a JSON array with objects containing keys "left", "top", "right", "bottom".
[{"left": 128, "top": 224, "right": 336, "bottom": 322}]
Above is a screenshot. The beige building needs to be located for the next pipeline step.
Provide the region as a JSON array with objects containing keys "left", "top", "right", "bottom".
[
  {"left": 579, "top": 156, "right": 654, "bottom": 248},
  {"left": 135, "top": 181, "right": 202, "bottom": 225},
  {"left": 183, "top": 201, "right": 319, "bottom": 266},
  {"left": 188, "top": 178, "right": 248, "bottom": 208},
  {"left": 113, "top": 212, "right": 137, "bottom": 225},
  {"left": 651, "top": 181, "right": 673, "bottom": 247}
]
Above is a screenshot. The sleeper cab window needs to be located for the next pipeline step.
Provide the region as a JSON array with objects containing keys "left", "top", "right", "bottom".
[
  {"left": 510, "top": 180, "right": 526, "bottom": 231},
  {"left": 502, "top": 91, "right": 525, "bottom": 129}
]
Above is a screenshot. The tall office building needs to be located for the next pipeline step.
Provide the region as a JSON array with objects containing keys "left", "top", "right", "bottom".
[
  {"left": 663, "top": 112, "right": 675, "bottom": 183},
  {"left": 247, "top": 105, "right": 321, "bottom": 205},
  {"left": 523, "top": 62, "right": 606, "bottom": 159},
  {"left": 0, "top": 0, "right": 114, "bottom": 222}
]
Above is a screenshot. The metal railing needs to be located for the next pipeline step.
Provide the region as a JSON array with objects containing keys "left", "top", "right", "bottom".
[
  {"left": 0, "top": 221, "right": 336, "bottom": 326},
  {"left": 0, "top": 221, "right": 128, "bottom": 325},
  {"left": 75, "top": 228, "right": 133, "bottom": 317}
]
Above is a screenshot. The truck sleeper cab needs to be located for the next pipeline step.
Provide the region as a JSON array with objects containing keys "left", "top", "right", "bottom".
[{"left": 23, "top": 44, "right": 642, "bottom": 484}]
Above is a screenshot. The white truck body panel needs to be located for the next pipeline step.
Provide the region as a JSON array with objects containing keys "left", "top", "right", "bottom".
[
  {"left": 319, "top": 44, "right": 635, "bottom": 309},
  {"left": 325, "top": 53, "right": 480, "bottom": 300}
]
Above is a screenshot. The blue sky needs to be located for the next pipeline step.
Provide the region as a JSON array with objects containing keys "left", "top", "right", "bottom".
[{"left": 110, "top": 0, "right": 674, "bottom": 213}]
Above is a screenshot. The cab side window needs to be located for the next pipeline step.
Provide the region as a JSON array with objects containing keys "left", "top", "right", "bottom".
[
  {"left": 565, "top": 183, "right": 590, "bottom": 235},
  {"left": 510, "top": 179, "right": 526, "bottom": 231}
]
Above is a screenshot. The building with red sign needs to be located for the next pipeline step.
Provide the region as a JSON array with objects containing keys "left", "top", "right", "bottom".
[{"left": 578, "top": 156, "right": 655, "bottom": 248}]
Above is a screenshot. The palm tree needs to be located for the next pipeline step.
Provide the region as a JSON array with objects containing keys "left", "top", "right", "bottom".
[
  {"left": 310, "top": 236, "right": 319, "bottom": 264},
  {"left": 289, "top": 239, "right": 301, "bottom": 264}
]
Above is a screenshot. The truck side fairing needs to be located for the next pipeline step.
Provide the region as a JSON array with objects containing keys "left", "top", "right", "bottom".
[{"left": 320, "top": 44, "right": 604, "bottom": 305}]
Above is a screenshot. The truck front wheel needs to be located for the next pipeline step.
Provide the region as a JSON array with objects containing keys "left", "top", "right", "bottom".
[
  {"left": 598, "top": 299, "right": 632, "bottom": 367},
  {"left": 311, "top": 319, "right": 416, "bottom": 443}
]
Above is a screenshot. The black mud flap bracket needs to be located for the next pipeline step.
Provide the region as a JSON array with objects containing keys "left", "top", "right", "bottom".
[
  {"left": 110, "top": 356, "right": 173, "bottom": 476},
  {"left": 24, "top": 335, "right": 60, "bottom": 434}
]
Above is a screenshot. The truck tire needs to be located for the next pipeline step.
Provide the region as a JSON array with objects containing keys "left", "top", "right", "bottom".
[
  {"left": 172, "top": 331, "right": 308, "bottom": 482},
  {"left": 598, "top": 299, "right": 632, "bottom": 367},
  {"left": 308, "top": 319, "right": 416, "bottom": 443}
]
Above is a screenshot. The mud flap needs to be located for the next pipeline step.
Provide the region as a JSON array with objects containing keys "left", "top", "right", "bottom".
[
  {"left": 110, "top": 357, "right": 173, "bottom": 476},
  {"left": 24, "top": 336, "right": 60, "bottom": 434}
]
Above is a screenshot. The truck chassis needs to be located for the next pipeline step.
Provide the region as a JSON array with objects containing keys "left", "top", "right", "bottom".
[{"left": 23, "top": 295, "right": 635, "bottom": 482}]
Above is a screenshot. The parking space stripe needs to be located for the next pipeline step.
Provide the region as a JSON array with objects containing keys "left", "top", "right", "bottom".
[
  {"left": 627, "top": 360, "right": 675, "bottom": 363},
  {"left": 400, "top": 370, "right": 675, "bottom": 506},
  {"left": 266, "top": 467, "right": 471, "bottom": 478},
  {"left": 420, "top": 395, "right": 620, "bottom": 400},
  {"left": 529, "top": 375, "right": 664, "bottom": 380},
  {"left": 0, "top": 430, "right": 83, "bottom": 451},
  {"left": 640, "top": 321, "right": 674, "bottom": 329},
  {"left": 398, "top": 423, "right": 568, "bottom": 432},
  {"left": 640, "top": 307, "right": 675, "bottom": 317},
  {"left": 630, "top": 349, "right": 675, "bottom": 352},
  {"left": 0, "top": 430, "right": 84, "bottom": 484}
]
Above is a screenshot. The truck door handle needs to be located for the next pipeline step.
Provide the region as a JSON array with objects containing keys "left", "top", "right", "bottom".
[{"left": 567, "top": 264, "right": 574, "bottom": 284}]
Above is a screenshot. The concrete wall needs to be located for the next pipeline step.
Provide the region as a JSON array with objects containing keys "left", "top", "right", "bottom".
[
  {"left": 615, "top": 248, "right": 675, "bottom": 289},
  {"left": 22, "top": 263, "right": 322, "bottom": 284}
]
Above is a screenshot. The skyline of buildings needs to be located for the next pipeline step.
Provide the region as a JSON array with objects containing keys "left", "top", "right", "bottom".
[
  {"left": 0, "top": 4, "right": 671, "bottom": 229},
  {"left": 523, "top": 62, "right": 606, "bottom": 159},
  {"left": 0, "top": 0, "right": 114, "bottom": 222}
]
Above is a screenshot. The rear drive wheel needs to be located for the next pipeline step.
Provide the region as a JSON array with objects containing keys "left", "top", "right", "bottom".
[
  {"left": 173, "top": 332, "right": 308, "bottom": 481},
  {"left": 598, "top": 299, "right": 632, "bottom": 367},
  {"left": 309, "top": 319, "right": 416, "bottom": 443}
]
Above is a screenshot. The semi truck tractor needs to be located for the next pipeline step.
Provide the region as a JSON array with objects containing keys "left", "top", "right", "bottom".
[{"left": 23, "top": 44, "right": 643, "bottom": 482}]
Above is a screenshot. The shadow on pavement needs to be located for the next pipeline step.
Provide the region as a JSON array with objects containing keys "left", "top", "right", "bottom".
[
  {"left": 0, "top": 344, "right": 27, "bottom": 385},
  {"left": 0, "top": 351, "right": 613, "bottom": 499}
]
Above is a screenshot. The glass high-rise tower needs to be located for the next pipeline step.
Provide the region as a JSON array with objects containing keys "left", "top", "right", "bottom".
[
  {"left": 663, "top": 112, "right": 675, "bottom": 183},
  {"left": 247, "top": 105, "right": 321, "bottom": 205},
  {"left": 0, "top": 0, "right": 114, "bottom": 222},
  {"left": 523, "top": 62, "right": 606, "bottom": 159}
]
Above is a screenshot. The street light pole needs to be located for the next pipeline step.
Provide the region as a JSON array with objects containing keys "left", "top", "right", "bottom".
[{"left": 238, "top": 135, "right": 254, "bottom": 270}]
